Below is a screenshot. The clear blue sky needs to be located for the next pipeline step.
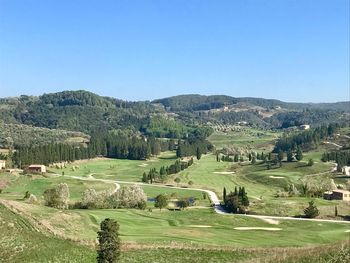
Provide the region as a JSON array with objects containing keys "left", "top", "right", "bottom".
[{"left": 0, "top": 0, "right": 349, "bottom": 102}]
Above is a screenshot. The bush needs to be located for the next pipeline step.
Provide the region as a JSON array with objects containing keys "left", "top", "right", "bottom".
[
  {"left": 114, "top": 185, "right": 147, "bottom": 209},
  {"left": 304, "top": 200, "right": 319, "bottom": 218},
  {"left": 307, "top": 158, "right": 314, "bottom": 166},
  {"left": 154, "top": 194, "right": 168, "bottom": 211},
  {"left": 177, "top": 199, "right": 190, "bottom": 210},
  {"left": 81, "top": 188, "right": 98, "bottom": 209},
  {"left": 24, "top": 191, "right": 30, "bottom": 199},
  {"left": 43, "top": 183, "right": 70, "bottom": 209},
  {"left": 77, "top": 185, "right": 147, "bottom": 210},
  {"left": 28, "top": 194, "right": 38, "bottom": 204}
]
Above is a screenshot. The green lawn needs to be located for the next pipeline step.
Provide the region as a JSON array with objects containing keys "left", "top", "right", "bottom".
[
  {"left": 1, "top": 202, "right": 349, "bottom": 263},
  {"left": 208, "top": 128, "right": 281, "bottom": 150},
  {"left": 14, "top": 202, "right": 350, "bottom": 247},
  {"left": 0, "top": 173, "right": 113, "bottom": 201},
  {"left": 0, "top": 204, "right": 96, "bottom": 263},
  {"left": 173, "top": 153, "right": 345, "bottom": 217},
  {"left": 50, "top": 151, "right": 178, "bottom": 182},
  {"left": 0, "top": 172, "right": 209, "bottom": 206}
]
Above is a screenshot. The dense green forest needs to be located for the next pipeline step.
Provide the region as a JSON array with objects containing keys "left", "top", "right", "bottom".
[
  {"left": 13, "top": 133, "right": 183, "bottom": 166},
  {"left": 273, "top": 123, "right": 341, "bottom": 153},
  {"left": 154, "top": 95, "right": 349, "bottom": 128},
  {"left": 1, "top": 91, "right": 349, "bottom": 136},
  {"left": 153, "top": 94, "right": 350, "bottom": 112}
]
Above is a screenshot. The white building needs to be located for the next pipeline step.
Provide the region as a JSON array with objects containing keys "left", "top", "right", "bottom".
[{"left": 0, "top": 160, "right": 5, "bottom": 169}]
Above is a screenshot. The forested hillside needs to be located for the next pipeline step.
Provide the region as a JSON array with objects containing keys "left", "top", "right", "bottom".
[
  {"left": 154, "top": 95, "right": 350, "bottom": 128},
  {"left": 0, "top": 90, "right": 349, "bottom": 154},
  {"left": 0, "top": 122, "right": 89, "bottom": 148}
]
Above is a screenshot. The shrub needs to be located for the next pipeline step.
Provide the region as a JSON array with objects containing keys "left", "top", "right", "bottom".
[
  {"left": 177, "top": 199, "right": 190, "bottom": 210},
  {"left": 24, "top": 191, "right": 30, "bottom": 199},
  {"left": 114, "top": 185, "right": 147, "bottom": 209},
  {"left": 304, "top": 200, "right": 319, "bottom": 218},
  {"left": 154, "top": 194, "right": 168, "bottom": 211},
  {"left": 28, "top": 194, "right": 38, "bottom": 204},
  {"left": 43, "top": 183, "right": 70, "bottom": 209},
  {"left": 307, "top": 158, "right": 314, "bottom": 166},
  {"left": 81, "top": 188, "right": 98, "bottom": 209}
]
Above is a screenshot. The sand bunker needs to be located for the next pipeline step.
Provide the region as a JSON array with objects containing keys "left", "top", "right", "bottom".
[
  {"left": 261, "top": 218, "right": 279, "bottom": 225},
  {"left": 138, "top": 163, "right": 149, "bottom": 167},
  {"left": 213, "top": 172, "right": 235, "bottom": 175},
  {"left": 269, "top": 176, "right": 284, "bottom": 179},
  {"left": 188, "top": 225, "right": 212, "bottom": 228},
  {"left": 234, "top": 227, "right": 282, "bottom": 231}
]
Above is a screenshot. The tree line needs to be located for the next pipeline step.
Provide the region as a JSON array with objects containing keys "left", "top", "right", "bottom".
[
  {"left": 142, "top": 158, "right": 194, "bottom": 183},
  {"left": 273, "top": 123, "right": 340, "bottom": 153},
  {"left": 321, "top": 150, "right": 350, "bottom": 172},
  {"left": 12, "top": 134, "right": 178, "bottom": 166},
  {"left": 176, "top": 139, "right": 213, "bottom": 159}
]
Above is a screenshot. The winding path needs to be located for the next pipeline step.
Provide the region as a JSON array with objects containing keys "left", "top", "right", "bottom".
[{"left": 65, "top": 174, "right": 350, "bottom": 224}]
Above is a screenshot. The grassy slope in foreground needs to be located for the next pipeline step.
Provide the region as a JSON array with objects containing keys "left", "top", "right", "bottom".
[
  {"left": 1, "top": 202, "right": 349, "bottom": 263},
  {"left": 10, "top": 201, "right": 350, "bottom": 247},
  {"left": 0, "top": 204, "right": 95, "bottom": 263}
]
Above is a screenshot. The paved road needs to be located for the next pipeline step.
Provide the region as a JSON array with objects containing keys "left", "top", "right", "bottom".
[{"left": 66, "top": 174, "right": 350, "bottom": 224}]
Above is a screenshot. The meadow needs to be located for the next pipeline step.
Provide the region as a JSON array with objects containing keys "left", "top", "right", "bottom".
[
  {"left": 3, "top": 200, "right": 350, "bottom": 248},
  {"left": 208, "top": 127, "right": 281, "bottom": 151},
  {"left": 1, "top": 201, "right": 348, "bottom": 263}
]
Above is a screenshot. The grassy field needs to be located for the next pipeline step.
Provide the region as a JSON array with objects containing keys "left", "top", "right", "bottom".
[
  {"left": 0, "top": 173, "right": 114, "bottom": 201},
  {"left": 0, "top": 204, "right": 96, "bottom": 263},
  {"left": 0, "top": 172, "right": 208, "bottom": 207},
  {"left": 171, "top": 153, "right": 349, "bottom": 217},
  {"left": 1, "top": 202, "right": 349, "bottom": 263},
  {"left": 208, "top": 128, "right": 281, "bottom": 150},
  {"left": 5, "top": 201, "right": 350, "bottom": 248},
  {"left": 50, "top": 151, "right": 178, "bottom": 182}
]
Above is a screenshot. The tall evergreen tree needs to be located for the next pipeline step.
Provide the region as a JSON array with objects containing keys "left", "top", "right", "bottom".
[
  {"left": 296, "top": 146, "right": 303, "bottom": 161},
  {"left": 97, "top": 218, "right": 121, "bottom": 263},
  {"left": 287, "top": 150, "right": 294, "bottom": 162},
  {"left": 196, "top": 147, "right": 202, "bottom": 160}
]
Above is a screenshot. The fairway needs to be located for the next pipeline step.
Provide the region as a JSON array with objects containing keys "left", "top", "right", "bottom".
[
  {"left": 51, "top": 152, "right": 178, "bottom": 182},
  {"left": 173, "top": 153, "right": 348, "bottom": 217},
  {"left": 208, "top": 128, "right": 281, "bottom": 150},
  {"left": 5, "top": 201, "right": 349, "bottom": 248}
]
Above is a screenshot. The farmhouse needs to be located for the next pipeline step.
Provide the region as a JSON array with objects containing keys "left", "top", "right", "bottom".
[
  {"left": 324, "top": 189, "right": 350, "bottom": 201},
  {"left": 0, "top": 160, "right": 5, "bottom": 169},
  {"left": 28, "top": 164, "right": 46, "bottom": 173}
]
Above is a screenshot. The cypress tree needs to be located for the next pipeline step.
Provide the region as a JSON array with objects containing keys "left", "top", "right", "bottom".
[
  {"left": 196, "top": 147, "right": 201, "bottom": 160},
  {"left": 97, "top": 218, "right": 121, "bottom": 263},
  {"left": 296, "top": 146, "right": 303, "bottom": 161}
]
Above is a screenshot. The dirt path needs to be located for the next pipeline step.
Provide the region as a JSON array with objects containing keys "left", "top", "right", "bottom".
[
  {"left": 68, "top": 175, "right": 120, "bottom": 193},
  {"left": 66, "top": 174, "right": 350, "bottom": 224},
  {"left": 324, "top": 141, "right": 343, "bottom": 148}
]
